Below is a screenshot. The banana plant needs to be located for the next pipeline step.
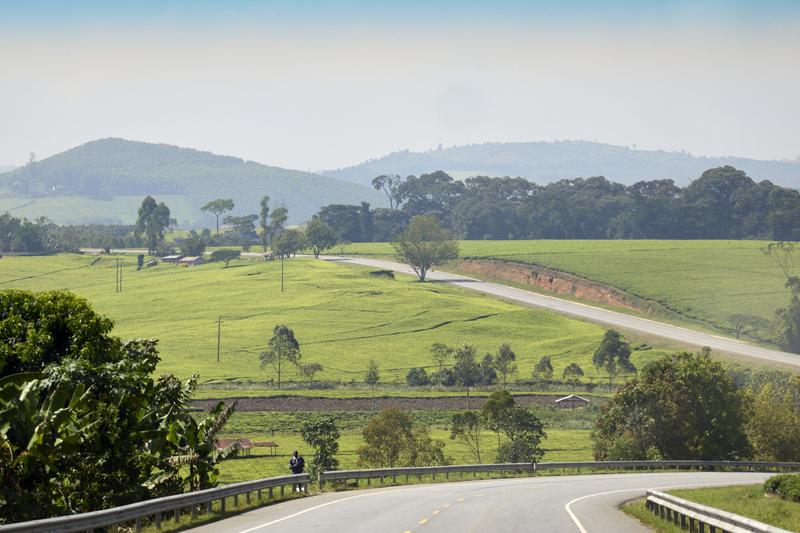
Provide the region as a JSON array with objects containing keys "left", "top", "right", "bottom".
[{"left": 162, "top": 400, "right": 239, "bottom": 491}]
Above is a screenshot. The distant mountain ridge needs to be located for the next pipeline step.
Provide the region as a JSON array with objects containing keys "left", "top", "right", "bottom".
[
  {"left": 0, "top": 138, "right": 383, "bottom": 225},
  {"left": 323, "top": 141, "right": 800, "bottom": 188}
]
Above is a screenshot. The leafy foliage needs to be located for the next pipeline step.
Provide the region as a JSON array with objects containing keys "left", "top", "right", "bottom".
[
  {"left": 305, "top": 218, "right": 338, "bottom": 258},
  {"left": 393, "top": 215, "right": 459, "bottom": 281},
  {"left": 259, "top": 325, "right": 301, "bottom": 389},
  {"left": 592, "top": 330, "right": 635, "bottom": 385},
  {"left": 300, "top": 416, "right": 340, "bottom": 477},
  {"left": 134, "top": 196, "right": 172, "bottom": 254},
  {"left": 592, "top": 350, "right": 751, "bottom": 461},
  {"left": 357, "top": 408, "right": 446, "bottom": 468}
]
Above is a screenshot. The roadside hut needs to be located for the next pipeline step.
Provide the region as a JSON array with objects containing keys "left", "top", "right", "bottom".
[
  {"left": 554, "top": 394, "right": 590, "bottom": 409},
  {"left": 179, "top": 256, "right": 203, "bottom": 267},
  {"left": 161, "top": 254, "right": 183, "bottom": 264}
]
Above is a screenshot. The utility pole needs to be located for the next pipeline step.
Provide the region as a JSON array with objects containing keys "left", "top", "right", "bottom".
[
  {"left": 216, "top": 316, "right": 221, "bottom": 363},
  {"left": 281, "top": 254, "right": 285, "bottom": 293},
  {"left": 115, "top": 259, "right": 123, "bottom": 293}
]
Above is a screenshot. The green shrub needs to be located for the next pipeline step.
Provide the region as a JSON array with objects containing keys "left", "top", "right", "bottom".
[{"left": 764, "top": 473, "right": 800, "bottom": 501}]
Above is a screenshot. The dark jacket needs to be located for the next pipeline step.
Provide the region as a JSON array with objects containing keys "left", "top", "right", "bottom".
[{"left": 289, "top": 455, "right": 305, "bottom": 474}]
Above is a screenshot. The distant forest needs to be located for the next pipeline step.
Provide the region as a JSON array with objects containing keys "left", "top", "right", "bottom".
[{"left": 315, "top": 166, "right": 800, "bottom": 242}]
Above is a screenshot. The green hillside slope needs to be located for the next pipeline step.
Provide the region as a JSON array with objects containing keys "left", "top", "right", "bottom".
[{"left": 0, "top": 138, "right": 384, "bottom": 225}]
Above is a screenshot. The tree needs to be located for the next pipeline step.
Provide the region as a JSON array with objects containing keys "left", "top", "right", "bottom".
[
  {"left": 494, "top": 343, "right": 517, "bottom": 386},
  {"left": 210, "top": 249, "right": 240, "bottom": 267},
  {"left": 533, "top": 356, "right": 554, "bottom": 381},
  {"left": 259, "top": 195, "right": 270, "bottom": 251},
  {"left": 452, "top": 344, "right": 481, "bottom": 409},
  {"left": 365, "top": 359, "right": 380, "bottom": 410},
  {"left": 357, "top": 409, "right": 446, "bottom": 468},
  {"left": 305, "top": 219, "right": 338, "bottom": 258},
  {"left": 495, "top": 407, "right": 546, "bottom": 463},
  {"left": 273, "top": 228, "right": 306, "bottom": 258},
  {"left": 562, "top": 363, "right": 584, "bottom": 394},
  {"left": 165, "top": 400, "right": 239, "bottom": 492},
  {"left": 372, "top": 174, "right": 403, "bottom": 210},
  {"left": 259, "top": 325, "right": 301, "bottom": 389},
  {"left": 746, "top": 382, "right": 800, "bottom": 461},
  {"left": 300, "top": 416, "right": 340, "bottom": 477},
  {"left": 201, "top": 199, "right": 234, "bottom": 236},
  {"left": 135, "top": 196, "right": 171, "bottom": 254},
  {"left": 299, "top": 362, "right": 323, "bottom": 387},
  {"left": 180, "top": 230, "right": 206, "bottom": 256},
  {"left": 775, "top": 278, "right": 800, "bottom": 353},
  {"left": 450, "top": 411, "right": 483, "bottom": 463},
  {"left": 593, "top": 329, "right": 635, "bottom": 387},
  {"left": 481, "top": 390, "right": 515, "bottom": 446},
  {"left": 430, "top": 343, "right": 452, "bottom": 375},
  {"left": 270, "top": 206, "right": 289, "bottom": 243},
  {"left": 728, "top": 314, "right": 771, "bottom": 340},
  {"left": 222, "top": 214, "right": 258, "bottom": 245},
  {"left": 392, "top": 215, "right": 459, "bottom": 281},
  {"left": 406, "top": 367, "right": 430, "bottom": 386},
  {"left": 592, "top": 350, "right": 751, "bottom": 461}
]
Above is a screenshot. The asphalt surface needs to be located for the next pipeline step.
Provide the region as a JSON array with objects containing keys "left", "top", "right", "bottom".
[
  {"left": 321, "top": 256, "right": 800, "bottom": 370},
  {"left": 189, "top": 472, "right": 770, "bottom": 533}
]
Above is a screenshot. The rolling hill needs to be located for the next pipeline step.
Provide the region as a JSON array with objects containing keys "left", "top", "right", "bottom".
[
  {"left": 323, "top": 141, "right": 800, "bottom": 188},
  {"left": 0, "top": 139, "right": 384, "bottom": 225}
]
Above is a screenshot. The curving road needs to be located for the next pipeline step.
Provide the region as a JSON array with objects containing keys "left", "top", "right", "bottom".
[
  {"left": 321, "top": 256, "right": 800, "bottom": 370},
  {"left": 189, "top": 472, "right": 770, "bottom": 532}
]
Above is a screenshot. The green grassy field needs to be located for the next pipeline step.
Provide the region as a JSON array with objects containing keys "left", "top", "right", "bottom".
[
  {"left": 0, "top": 253, "right": 673, "bottom": 385},
  {"left": 339, "top": 240, "right": 786, "bottom": 337},
  {"left": 623, "top": 484, "right": 800, "bottom": 532},
  {"left": 215, "top": 408, "right": 594, "bottom": 483}
]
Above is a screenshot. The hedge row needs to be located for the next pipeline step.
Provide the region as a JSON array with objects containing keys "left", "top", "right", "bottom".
[{"left": 764, "top": 474, "right": 800, "bottom": 502}]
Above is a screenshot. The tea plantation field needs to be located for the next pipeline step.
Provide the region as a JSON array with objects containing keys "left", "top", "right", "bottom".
[
  {"left": 0, "top": 253, "right": 671, "bottom": 385},
  {"left": 339, "top": 240, "right": 786, "bottom": 336}
]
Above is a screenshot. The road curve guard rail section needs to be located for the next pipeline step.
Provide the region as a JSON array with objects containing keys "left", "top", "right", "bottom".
[
  {"left": 646, "top": 489, "right": 793, "bottom": 533},
  {"left": 0, "top": 473, "right": 311, "bottom": 533},
  {"left": 318, "top": 460, "right": 800, "bottom": 487},
  {"left": 3, "top": 462, "right": 799, "bottom": 533}
]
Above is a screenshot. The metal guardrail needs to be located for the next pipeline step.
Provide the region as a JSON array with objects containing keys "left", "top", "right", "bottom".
[
  {"left": 646, "top": 489, "right": 793, "bottom": 533},
  {"left": 0, "top": 473, "right": 310, "bottom": 533},
  {"left": 5, "top": 461, "right": 800, "bottom": 532},
  {"left": 319, "top": 460, "right": 800, "bottom": 487}
]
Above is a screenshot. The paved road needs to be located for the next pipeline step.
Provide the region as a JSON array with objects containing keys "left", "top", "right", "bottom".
[
  {"left": 190, "top": 472, "right": 769, "bottom": 533},
  {"left": 321, "top": 256, "right": 800, "bottom": 369}
]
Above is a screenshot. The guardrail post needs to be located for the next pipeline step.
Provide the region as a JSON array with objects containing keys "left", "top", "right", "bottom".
[
  {"left": 304, "top": 481, "right": 309, "bottom": 493},
  {"left": 135, "top": 516, "right": 142, "bottom": 532},
  {"left": 206, "top": 501, "right": 212, "bottom": 514},
  {"left": 234, "top": 493, "right": 239, "bottom": 507},
  {"left": 269, "top": 487, "right": 274, "bottom": 499},
  {"left": 246, "top": 490, "right": 251, "bottom": 504},
  {"left": 281, "top": 485, "right": 285, "bottom": 497},
  {"left": 155, "top": 511, "right": 161, "bottom": 529},
  {"left": 258, "top": 488, "right": 263, "bottom": 500},
  {"left": 221, "top": 497, "right": 226, "bottom": 513},
  {"left": 174, "top": 507, "right": 180, "bottom": 524}
]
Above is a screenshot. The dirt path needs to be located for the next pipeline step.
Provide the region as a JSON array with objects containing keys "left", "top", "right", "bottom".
[{"left": 191, "top": 393, "right": 601, "bottom": 412}]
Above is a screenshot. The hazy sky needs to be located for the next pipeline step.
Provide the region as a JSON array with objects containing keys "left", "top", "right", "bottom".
[{"left": 1, "top": 0, "right": 799, "bottom": 170}]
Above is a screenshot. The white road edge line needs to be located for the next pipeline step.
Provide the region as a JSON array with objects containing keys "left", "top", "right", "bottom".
[{"left": 564, "top": 480, "right": 763, "bottom": 533}]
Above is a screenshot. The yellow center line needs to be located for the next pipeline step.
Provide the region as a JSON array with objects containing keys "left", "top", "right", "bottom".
[
  {"left": 419, "top": 518, "right": 429, "bottom": 525},
  {"left": 432, "top": 510, "right": 440, "bottom": 516},
  {"left": 443, "top": 503, "right": 451, "bottom": 508},
  {"left": 458, "top": 497, "right": 465, "bottom": 502}
]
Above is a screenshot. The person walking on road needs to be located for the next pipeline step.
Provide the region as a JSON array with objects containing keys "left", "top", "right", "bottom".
[{"left": 289, "top": 450, "right": 305, "bottom": 492}]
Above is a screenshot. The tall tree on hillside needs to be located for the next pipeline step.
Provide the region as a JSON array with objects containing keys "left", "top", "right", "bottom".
[
  {"left": 365, "top": 359, "right": 380, "bottom": 410},
  {"left": 494, "top": 343, "right": 517, "bottom": 387},
  {"left": 372, "top": 174, "right": 403, "bottom": 210},
  {"left": 259, "top": 195, "right": 270, "bottom": 251},
  {"left": 430, "top": 343, "right": 453, "bottom": 375},
  {"left": 562, "top": 363, "right": 584, "bottom": 394},
  {"left": 270, "top": 206, "right": 289, "bottom": 243},
  {"left": 393, "top": 215, "right": 459, "bottom": 281},
  {"left": 305, "top": 218, "right": 338, "bottom": 258},
  {"left": 593, "top": 330, "right": 635, "bottom": 387},
  {"left": 201, "top": 199, "right": 234, "bottom": 236},
  {"left": 763, "top": 242, "right": 800, "bottom": 353},
  {"left": 452, "top": 344, "right": 481, "bottom": 409},
  {"left": 450, "top": 411, "right": 483, "bottom": 463},
  {"left": 259, "top": 325, "right": 301, "bottom": 389},
  {"left": 135, "top": 196, "right": 171, "bottom": 254},
  {"left": 533, "top": 356, "right": 554, "bottom": 382}
]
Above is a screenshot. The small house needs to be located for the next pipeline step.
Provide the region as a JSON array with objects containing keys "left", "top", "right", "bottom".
[
  {"left": 179, "top": 256, "right": 203, "bottom": 266},
  {"left": 555, "top": 394, "right": 590, "bottom": 409},
  {"left": 161, "top": 255, "right": 183, "bottom": 264}
]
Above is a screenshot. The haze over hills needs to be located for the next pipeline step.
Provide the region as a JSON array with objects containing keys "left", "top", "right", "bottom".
[
  {"left": 323, "top": 141, "right": 800, "bottom": 188},
  {"left": 0, "top": 139, "right": 384, "bottom": 225}
]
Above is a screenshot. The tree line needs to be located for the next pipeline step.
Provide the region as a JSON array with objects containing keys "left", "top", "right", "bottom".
[{"left": 314, "top": 166, "right": 800, "bottom": 242}]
